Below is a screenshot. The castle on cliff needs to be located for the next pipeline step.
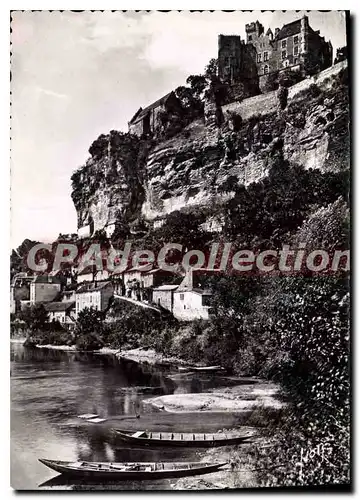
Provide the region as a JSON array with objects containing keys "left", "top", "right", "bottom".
[
  {"left": 128, "top": 15, "right": 333, "bottom": 138},
  {"left": 218, "top": 15, "right": 333, "bottom": 91}
]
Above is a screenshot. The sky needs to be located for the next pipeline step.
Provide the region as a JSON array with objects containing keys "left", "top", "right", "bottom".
[{"left": 10, "top": 10, "right": 347, "bottom": 248}]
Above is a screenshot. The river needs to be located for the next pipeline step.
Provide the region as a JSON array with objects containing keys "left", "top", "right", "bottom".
[{"left": 11, "top": 342, "right": 249, "bottom": 491}]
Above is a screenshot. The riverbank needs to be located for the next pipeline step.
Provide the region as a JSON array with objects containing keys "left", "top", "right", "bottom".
[
  {"left": 144, "top": 381, "right": 283, "bottom": 413},
  {"left": 17, "top": 341, "right": 188, "bottom": 367}
]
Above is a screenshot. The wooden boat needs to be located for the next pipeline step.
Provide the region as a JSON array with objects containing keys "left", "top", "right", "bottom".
[
  {"left": 38, "top": 458, "right": 227, "bottom": 480},
  {"left": 114, "top": 429, "right": 254, "bottom": 447},
  {"left": 178, "top": 365, "right": 225, "bottom": 373},
  {"left": 192, "top": 365, "right": 225, "bottom": 373}
]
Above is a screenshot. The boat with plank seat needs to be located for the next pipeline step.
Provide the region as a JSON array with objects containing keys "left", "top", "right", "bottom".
[
  {"left": 114, "top": 429, "right": 255, "bottom": 447},
  {"left": 38, "top": 458, "right": 228, "bottom": 480}
]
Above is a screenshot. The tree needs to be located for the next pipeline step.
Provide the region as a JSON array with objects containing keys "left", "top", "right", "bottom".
[
  {"left": 74, "top": 307, "right": 106, "bottom": 351},
  {"left": 18, "top": 304, "right": 48, "bottom": 331},
  {"left": 204, "top": 58, "right": 218, "bottom": 79},
  {"left": 88, "top": 134, "right": 108, "bottom": 158},
  {"left": 75, "top": 307, "right": 105, "bottom": 337},
  {"left": 186, "top": 74, "right": 207, "bottom": 100}
]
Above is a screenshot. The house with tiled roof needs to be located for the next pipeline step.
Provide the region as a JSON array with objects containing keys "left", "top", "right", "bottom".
[
  {"left": 45, "top": 301, "right": 76, "bottom": 324},
  {"left": 29, "top": 275, "right": 61, "bottom": 305},
  {"left": 128, "top": 91, "right": 182, "bottom": 138},
  {"left": 75, "top": 281, "right": 113, "bottom": 316}
]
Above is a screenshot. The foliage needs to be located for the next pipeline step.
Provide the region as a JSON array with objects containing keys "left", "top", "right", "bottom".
[
  {"left": 186, "top": 74, "right": 207, "bottom": 100},
  {"left": 204, "top": 58, "right": 218, "bottom": 79},
  {"left": 76, "top": 332, "right": 104, "bottom": 351},
  {"left": 18, "top": 304, "right": 49, "bottom": 331},
  {"left": 75, "top": 307, "right": 106, "bottom": 337},
  {"left": 225, "top": 158, "right": 349, "bottom": 249}
]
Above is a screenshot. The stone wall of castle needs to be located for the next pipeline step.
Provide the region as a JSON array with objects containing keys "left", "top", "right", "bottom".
[{"left": 218, "top": 15, "right": 333, "bottom": 93}]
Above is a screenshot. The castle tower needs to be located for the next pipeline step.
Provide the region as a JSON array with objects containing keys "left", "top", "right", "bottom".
[
  {"left": 218, "top": 35, "right": 242, "bottom": 84},
  {"left": 300, "top": 15, "right": 309, "bottom": 57},
  {"left": 245, "top": 21, "right": 264, "bottom": 44}
]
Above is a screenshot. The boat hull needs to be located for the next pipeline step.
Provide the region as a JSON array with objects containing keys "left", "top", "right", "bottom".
[
  {"left": 114, "top": 430, "right": 253, "bottom": 448},
  {"left": 39, "top": 459, "right": 227, "bottom": 480}
]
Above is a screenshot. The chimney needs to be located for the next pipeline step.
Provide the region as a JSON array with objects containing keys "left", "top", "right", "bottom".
[{"left": 275, "top": 28, "right": 280, "bottom": 37}]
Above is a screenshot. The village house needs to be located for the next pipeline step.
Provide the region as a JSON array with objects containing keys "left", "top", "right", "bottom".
[
  {"left": 10, "top": 273, "right": 33, "bottom": 314},
  {"left": 45, "top": 301, "right": 76, "bottom": 325},
  {"left": 76, "top": 265, "right": 110, "bottom": 284},
  {"left": 29, "top": 275, "right": 62, "bottom": 305},
  {"left": 60, "top": 290, "right": 76, "bottom": 302},
  {"left": 171, "top": 267, "right": 221, "bottom": 321},
  {"left": 122, "top": 265, "right": 151, "bottom": 300},
  {"left": 172, "top": 288, "right": 212, "bottom": 321},
  {"left": 152, "top": 284, "right": 179, "bottom": 311},
  {"left": 128, "top": 91, "right": 182, "bottom": 138},
  {"left": 75, "top": 281, "right": 114, "bottom": 316},
  {"left": 150, "top": 268, "right": 217, "bottom": 320},
  {"left": 121, "top": 266, "right": 180, "bottom": 302}
]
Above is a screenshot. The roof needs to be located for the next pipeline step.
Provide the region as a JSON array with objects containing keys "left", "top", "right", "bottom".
[
  {"left": 45, "top": 301, "right": 75, "bottom": 312},
  {"left": 146, "top": 268, "right": 176, "bottom": 275},
  {"left": 125, "top": 264, "right": 153, "bottom": 273},
  {"left": 153, "top": 285, "right": 179, "bottom": 291},
  {"left": 76, "top": 281, "right": 112, "bottom": 294},
  {"left": 275, "top": 20, "right": 301, "bottom": 40},
  {"left": 129, "top": 92, "right": 174, "bottom": 124},
  {"left": 32, "top": 275, "right": 61, "bottom": 284},
  {"left": 78, "top": 266, "right": 96, "bottom": 276},
  {"left": 175, "top": 288, "right": 212, "bottom": 296},
  {"left": 128, "top": 107, "right": 143, "bottom": 124}
]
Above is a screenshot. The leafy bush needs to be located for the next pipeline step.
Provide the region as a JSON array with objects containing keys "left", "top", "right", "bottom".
[{"left": 76, "top": 332, "right": 104, "bottom": 351}]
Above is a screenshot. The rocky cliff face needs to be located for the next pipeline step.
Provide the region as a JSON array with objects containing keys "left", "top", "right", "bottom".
[{"left": 71, "top": 61, "right": 349, "bottom": 238}]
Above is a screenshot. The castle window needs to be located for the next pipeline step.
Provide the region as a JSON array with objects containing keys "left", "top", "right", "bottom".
[
  {"left": 248, "top": 35, "right": 253, "bottom": 41},
  {"left": 264, "top": 65, "right": 269, "bottom": 74},
  {"left": 281, "top": 50, "right": 287, "bottom": 60},
  {"left": 264, "top": 51, "right": 269, "bottom": 61},
  {"left": 294, "top": 45, "right": 299, "bottom": 56},
  {"left": 281, "top": 39, "right": 287, "bottom": 48},
  {"left": 294, "top": 35, "right": 299, "bottom": 44},
  {"left": 257, "top": 53, "right": 262, "bottom": 63}
]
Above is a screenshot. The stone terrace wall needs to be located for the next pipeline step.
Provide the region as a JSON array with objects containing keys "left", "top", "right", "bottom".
[
  {"left": 288, "top": 60, "right": 347, "bottom": 100},
  {"left": 222, "top": 89, "right": 278, "bottom": 121},
  {"left": 222, "top": 60, "right": 347, "bottom": 121}
]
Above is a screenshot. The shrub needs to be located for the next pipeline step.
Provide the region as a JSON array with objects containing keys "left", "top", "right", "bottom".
[{"left": 76, "top": 332, "right": 104, "bottom": 351}]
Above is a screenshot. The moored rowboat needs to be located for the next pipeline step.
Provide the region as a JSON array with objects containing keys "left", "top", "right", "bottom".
[
  {"left": 39, "top": 458, "right": 227, "bottom": 480},
  {"left": 178, "top": 365, "right": 225, "bottom": 373},
  {"left": 114, "top": 429, "right": 254, "bottom": 447}
]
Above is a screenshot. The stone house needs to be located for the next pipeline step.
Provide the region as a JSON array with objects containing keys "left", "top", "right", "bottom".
[
  {"left": 29, "top": 275, "right": 61, "bottom": 305},
  {"left": 170, "top": 267, "right": 216, "bottom": 321},
  {"left": 219, "top": 15, "right": 333, "bottom": 92},
  {"left": 128, "top": 91, "right": 182, "bottom": 138},
  {"left": 152, "top": 284, "right": 179, "bottom": 312},
  {"left": 10, "top": 273, "right": 33, "bottom": 314},
  {"left": 172, "top": 288, "right": 212, "bottom": 321},
  {"left": 75, "top": 281, "right": 114, "bottom": 316},
  {"left": 122, "top": 266, "right": 148, "bottom": 300},
  {"left": 141, "top": 268, "right": 175, "bottom": 289},
  {"left": 76, "top": 266, "right": 110, "bottom": 284},
  {"left": 45, "top": 301, "right": 76, "bottom": 325},
  {"left": 121, "top": 267, "right": 180, "bottom": 301},
  {"left": 61, "top": 290, "right": 75, "bottom": 302}
]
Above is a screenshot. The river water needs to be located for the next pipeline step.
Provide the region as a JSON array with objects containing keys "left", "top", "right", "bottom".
[{"left": 11, "top": 342, "right": 243, "bottom": 491}]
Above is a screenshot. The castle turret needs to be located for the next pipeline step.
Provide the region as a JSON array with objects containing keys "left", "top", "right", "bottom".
[
  {"left": 266, "top": 28, "right": 273, "bottom": 41},
  {"left": 300, "top": 15, "right": 309, "bottom": 55},
  {"left": 218, "top": 34, "right": 242, "bottom": 84},
  {"left": 245, "top": 21, "right": 264, "bottom": 43}
]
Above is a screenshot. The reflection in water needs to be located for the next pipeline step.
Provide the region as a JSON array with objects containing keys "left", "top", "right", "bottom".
[{"left": 11, "top": 343, "right": 239, "bottom": 490}]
